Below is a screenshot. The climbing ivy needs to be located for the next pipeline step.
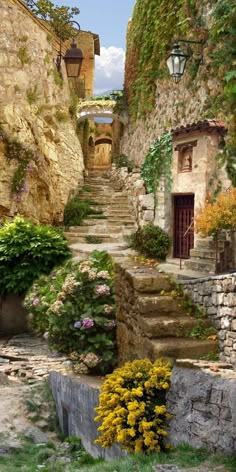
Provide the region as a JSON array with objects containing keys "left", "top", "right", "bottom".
[
  {"left": 0, "top": 127, "right": 37, "bottom": 199},
  {"left": 208, "top": 0, "right": 236, "bottom": 185},
  {"left": 124, "top": 0, "right": 207, "bottom": 121},
  {"left": 141, "top": 132, "right": 173, "bottom": 213}
]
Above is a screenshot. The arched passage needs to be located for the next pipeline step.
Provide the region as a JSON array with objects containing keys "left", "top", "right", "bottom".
[{"left": 94, "top": 136, "right": 113, "bottom": 170}]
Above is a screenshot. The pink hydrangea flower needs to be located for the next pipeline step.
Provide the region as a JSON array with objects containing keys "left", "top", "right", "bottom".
[
  {"left": 82, "top": 318, "right": 94, "bottom": 329},
  {"left": 95, "top": 284, "right": 110, "bottom": 297}
]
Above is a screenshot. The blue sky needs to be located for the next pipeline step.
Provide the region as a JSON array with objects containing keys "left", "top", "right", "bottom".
[{"left": 56, "top": 0, "right": 136, "bottom": 93}]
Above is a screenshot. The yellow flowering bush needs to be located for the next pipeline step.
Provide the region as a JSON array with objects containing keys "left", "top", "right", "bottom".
[
  {"left": 94, "top": 358, "right": 172, "bottom": 454},
  {"left": 195, "top": 187, "right": 236, "bottom": 237}
]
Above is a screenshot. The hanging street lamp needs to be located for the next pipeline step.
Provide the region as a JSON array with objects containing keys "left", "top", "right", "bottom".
[
  {"left": 166, "top": 43, "right": 189, "bottom": 83},
  {"left": 167, "top": 39, "right": 205, "bottom": 83},
  {"left": 56, "top": 20, "right": 84, "bottom": 78}
]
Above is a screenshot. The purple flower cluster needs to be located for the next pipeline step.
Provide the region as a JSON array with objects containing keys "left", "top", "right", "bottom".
[
  {"left": 82, "top": 318, "right": 94, "bottom": 329},
  {"left": 74, "top": 321, "right": 82, "bottom": 329},
  {"left": 74, "top": 318, "right": 94, "bottom": 329}
]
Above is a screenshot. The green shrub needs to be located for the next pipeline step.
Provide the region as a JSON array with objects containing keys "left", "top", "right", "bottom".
[
  {"left": 130, "top": 223, "right": 171, "bottom": 260},
  {"left": 112, "top": 154, "right": 134, "bottom": 172},
  {"left": 64, "top": 196, "right": 103, "bottom": 227},
  {"left": 0, "top": 217, "right": 71, "bottom": 294},
  {"left": 26, "top": 85, "right": 38, "bottom": 104},
  {"left": 24, "top": 251, "right": 116, "bottom": 374},
  {"left": 55, "top": 110, "right": 69, "bottom": 122},
  {"left": 85, "top": 235, "right": 103, "bottom": 244}
]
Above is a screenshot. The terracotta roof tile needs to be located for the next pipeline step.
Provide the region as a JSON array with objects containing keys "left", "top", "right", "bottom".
[{"left": 172, "top": 119, "right": 226, "bottom": 136}]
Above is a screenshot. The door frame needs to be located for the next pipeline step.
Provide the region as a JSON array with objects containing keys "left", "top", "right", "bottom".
[{"left": 172, "top": 193, "right": 195, "bottom": 259}]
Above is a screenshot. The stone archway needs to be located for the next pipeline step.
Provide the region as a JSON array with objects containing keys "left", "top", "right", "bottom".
[
  {"left": 77, "top": 101, "right": 128, "bottom": 125},
  {"left": 94, "top": 136, "right": 113, "bottom": 170}
]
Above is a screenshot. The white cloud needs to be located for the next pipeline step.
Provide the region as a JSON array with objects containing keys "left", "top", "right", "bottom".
[{"left": 94, "top": 46, "right": 125, "bottom": 94}]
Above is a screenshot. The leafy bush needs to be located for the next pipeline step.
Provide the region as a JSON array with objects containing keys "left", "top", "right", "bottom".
[
  {"left": 64, "top": 196, "right": 103, "bottom": 227},
  {"left": 0, "top": 217, "right": 71, "bottom": 295},
  {"left": 112, "top": 154, "right": 134, "bottom": 172},
  {"left": 95, "top": 358, "right": 172, "bottom": 453},
  {"left": 129, "top": 224, "right": 171, "bottom": 260},
  {"left": 195, "top": 187, "right": 236, "bottom": 237},
  {"left": 24, "top": 251, "right": 116, "bottom": 374}
]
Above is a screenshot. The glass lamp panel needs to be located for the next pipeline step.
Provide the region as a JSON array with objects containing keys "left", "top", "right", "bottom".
[
  {"left": 65, "top": 58, "right": 83, "bottom": 77},
  {"left": 167, "top": 55, "right": 174, "bottom": 75}
]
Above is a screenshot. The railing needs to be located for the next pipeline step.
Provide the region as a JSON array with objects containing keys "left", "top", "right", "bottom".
[{"left": 179, "top": 219, "right": 194, "bottom": 269}]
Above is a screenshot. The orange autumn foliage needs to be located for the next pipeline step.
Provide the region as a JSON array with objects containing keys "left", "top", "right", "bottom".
[{"left": 195, "top": 187, "right": 236, "bottom": 237}]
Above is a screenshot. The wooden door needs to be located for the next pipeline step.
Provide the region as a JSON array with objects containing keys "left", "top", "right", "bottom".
[{"left": 173, "top": 195, "right": 194, "bottom": 258}]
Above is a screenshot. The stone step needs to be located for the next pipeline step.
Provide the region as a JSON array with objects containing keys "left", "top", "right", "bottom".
[
  {"left": 139, "top": 316, "right": 212, "bottom": 338},
  {"left": 195, "top": 238, "right": 225, "bottom": 250},
  {"left": 136, "top": 295, "right": 184, "bottom": 316},
  {"left": 88, "top": 216, "right": 135, "bottom": 224},
  {"left": 67, "top": 226, "right": 129, "bottom": 234},
  {"left": 190, "top": 248, "right": 217, "bottom": 260},
  {"left": 184, "top": 259, "right": 216, "bottom": 273},
  {"left": 82, "top": 219, "right": 135, "bottom": 227},
  {"left": 130, "top": 272, "right": 174, "bottom": 293},
  {"left": 151, "top": 337, "right": 218, "bottom": 360},
  {"left": 67, "top": 234, "right": 124, "bottom": 244},
  {"left": 70, "top": 242, "right": 137, "bottom": 258}
]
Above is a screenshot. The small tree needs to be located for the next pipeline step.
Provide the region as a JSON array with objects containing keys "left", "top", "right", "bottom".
[
  {"left": 195, "top": 187, "right": 236, "bottom": 237},
  {"left": 24, "top": 0, "right": 80, "bottom": 40}
]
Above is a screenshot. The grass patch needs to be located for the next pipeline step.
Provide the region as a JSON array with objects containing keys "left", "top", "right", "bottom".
[
  {"left": 81, "top": 185, "right": 93, "bottom": 192},
  {"left": 26, "top": 85, "right": 38, "bottom": 104},
  {"left": 85, "top": 235, "right": 103, "bottom": 244},
  {"left": 64, "top": 196, "right": 103, "bottom": 227},
  {"left": 78, "top": 444, "right": 236, "bottom": 472}
]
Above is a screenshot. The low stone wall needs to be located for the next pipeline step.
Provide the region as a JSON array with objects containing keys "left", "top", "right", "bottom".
[
  {"left": 0, "top": 295, "right": 27, "bottom": 334},
  {"left": 49, "top": 365, "right": 236, "bottom": 456},
  {"left": 49, "top": 372, "right": 126, "bottom": 460},
  {"left": 108, "top": 165, "right": 155, "bottom": 227},
  {"left": 167, "top": 363, "right": 236, "bottom": 453},
  {"left": 180, "top": 274, "right": 236, "bottom": 366}
]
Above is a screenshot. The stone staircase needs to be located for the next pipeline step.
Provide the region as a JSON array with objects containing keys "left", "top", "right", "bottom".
[
  {"left": 115, "top": 263, "right": 219, "bottom": 363},
  {"left": 184, "top": 235, "right": 231, "bottom": 274},
  {"left": 65, "top": 172, "right": 137, "bottom": 260}
]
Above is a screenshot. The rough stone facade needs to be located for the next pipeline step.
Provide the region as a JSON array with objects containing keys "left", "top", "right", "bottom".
[
  {"left": 49, "top": 365, "right": 236, "bottom": 456},
  {"left": 0, "top": 0, "right": 87, "bottom": 223},
  {"left": 114, "top": 262, "right": 218, "bottom": 365},
  {"left": 49, "top": 371, "right": 126, "bottom": 460},
  {"left": 167, "top": 364, "right": 236, "bottom": 453},
  {"left": 180, "top": 274, "right": 236, "bottom": 366},
  {"left": 108, "top": 165, "right": 151, "bottom": 227}
]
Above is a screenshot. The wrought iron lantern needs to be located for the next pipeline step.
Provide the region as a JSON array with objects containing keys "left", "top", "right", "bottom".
[
  {"left": 167, "top": 39, "right": 205, "bottom": 83},
  {"left": 64, "top": 39, "right": 83, "bottom": 77},
  {"left": 56, "top": 20, "right": 84, "bottom": 78},
  {"left": 166, "top": 43, "right": 188, "bottom": 83}
]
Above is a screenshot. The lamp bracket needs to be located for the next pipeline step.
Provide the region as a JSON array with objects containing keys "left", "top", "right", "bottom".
[{"left": 173, "top": 38, "right": 206, "bottom": 64}]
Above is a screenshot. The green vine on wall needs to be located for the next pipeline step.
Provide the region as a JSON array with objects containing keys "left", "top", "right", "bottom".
[
  {"left": 208, "top": 0, "right": 236, "bottom": 186},
  {"left": 141, "top": 132, "right": 173, "bottom": 214},
  {"left": 124, "top": 0, "right": 207, "bottom": 121},
  {"left": 0, "top": 127, "right": 37, "bottom": 200}
]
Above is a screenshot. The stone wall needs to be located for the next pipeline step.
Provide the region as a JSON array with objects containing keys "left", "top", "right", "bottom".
[
  {"left": 180, "top": 274, "right": 236, "bottom": 366},
  {"left": 49, "top": 371, "right": 126, "bottom": 460},
  {"left": 49, "top": 365, "right": 236, "bottom": 456},
  {"left": 108, "top": 165, "right": 153, "bottom": 227},
  {"left": 167, "top": 364, "right": 236, "bottom": 453},
  {"left": 0, "top": 0, "right": 85, "bottom": 223}
]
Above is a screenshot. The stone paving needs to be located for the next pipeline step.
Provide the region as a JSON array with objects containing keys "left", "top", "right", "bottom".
[{"left": 0, "top": 334, "right": 71, "bottom": 383}]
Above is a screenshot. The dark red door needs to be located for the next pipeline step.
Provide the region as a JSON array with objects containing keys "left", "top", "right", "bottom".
[{"left": 173, "top": 195, "right": 194, "bottom": 258}]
